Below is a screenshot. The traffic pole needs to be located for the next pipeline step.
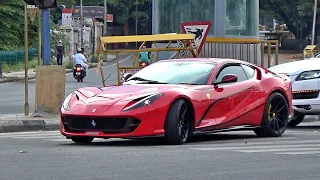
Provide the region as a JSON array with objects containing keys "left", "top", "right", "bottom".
[
  {"left": 24, "top": 3, "right": 29, "bottom": 116},
  {"left": 42, "top": 8, "right": 51, "bottom": 65}
]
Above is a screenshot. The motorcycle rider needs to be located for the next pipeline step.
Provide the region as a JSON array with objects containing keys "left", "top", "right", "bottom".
[
  {"left": 72, "top": 48, "right": 88, "bottom": 76},
  {"left": 139, "top": 46, "right": 150, "bottom": 66}
]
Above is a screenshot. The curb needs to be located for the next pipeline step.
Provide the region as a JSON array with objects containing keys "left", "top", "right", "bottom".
[
  {"left": 0, "top": 119, "right": 60, "bottom": 133},
  {"left": 0, "top": 115, "right": 319, "bottom": 134}
]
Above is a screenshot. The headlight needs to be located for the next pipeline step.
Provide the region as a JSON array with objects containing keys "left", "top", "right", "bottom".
[
  {"left": 122, "top": 93, "right": 164, "bottom": 112},
  {"left": 296, "top": 70, "right": 320, "bottom": 81},
  {"left": 62, "top": 92, "right": 74, "bottom": 111}
]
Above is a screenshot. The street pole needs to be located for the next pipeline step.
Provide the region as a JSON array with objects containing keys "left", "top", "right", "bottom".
[
  {"left": 80, "top": 0, "right": 83, "bottom": 47},
  {"left": 135, "top": 0, "right": 138, "bottom": 48},
  {"left": 24, "top": 3, "right": 29, "bottom": 116},
  {"left": 312, "top": 0, "right": 318, "bottom": 45},
  {"left": 42, "top": 8, "right": 50, "bottom": 65},
  {"left": 38, "top": 9, "right": 42, "bottom": 66},
  {"left": 104, "top": 0, "right": 107, "bottom": 36}
]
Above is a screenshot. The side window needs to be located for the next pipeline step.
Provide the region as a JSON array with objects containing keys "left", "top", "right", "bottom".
[
  {"left": 241, "top": 64, "right": 256, "bottom": 79},
  {"left": 215, "top": 65, "right": 248, "bottom": 83}
]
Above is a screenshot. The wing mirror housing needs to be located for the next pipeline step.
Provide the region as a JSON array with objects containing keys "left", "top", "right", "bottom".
[
  {"left": 213, "top": 74, "right": 238, "bottom": 86},
  {"left": 121, "top": 73, "right": 133, "bottom": 82}
]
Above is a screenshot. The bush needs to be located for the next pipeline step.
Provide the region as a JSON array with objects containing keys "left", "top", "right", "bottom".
[{"left": 1, "top": 59, "right": 38, "bottom": 73}]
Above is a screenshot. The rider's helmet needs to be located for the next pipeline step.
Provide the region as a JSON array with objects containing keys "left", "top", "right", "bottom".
[{"left": 77, "top": 48, "right": 82, "bottom": 53}]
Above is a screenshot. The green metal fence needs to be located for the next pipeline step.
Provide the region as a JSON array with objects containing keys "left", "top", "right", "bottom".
[{"left": 0, "top": 48, "right": 38, "bottom": 64}]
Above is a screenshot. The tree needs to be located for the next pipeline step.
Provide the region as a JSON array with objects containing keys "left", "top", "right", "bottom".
[
  {"left": 0, "top": 0, "right": 25, "bottom": 50},
  {"left": 260, "top": 0, "right": 319, "bottom": 40}
]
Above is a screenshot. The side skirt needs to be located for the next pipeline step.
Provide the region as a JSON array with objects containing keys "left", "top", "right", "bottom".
[{"left": 193, "top": 125, "right": 260, "bottom": 135}]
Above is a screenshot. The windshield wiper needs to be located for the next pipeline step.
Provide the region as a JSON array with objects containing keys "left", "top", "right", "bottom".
[{"left": 129, "top": 77, "right": 167, "bottom": 84}]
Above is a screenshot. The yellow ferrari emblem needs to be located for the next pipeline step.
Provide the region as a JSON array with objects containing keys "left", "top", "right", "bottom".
[{"left": 206, "top": 93, "right": 211, "bottom": 100}]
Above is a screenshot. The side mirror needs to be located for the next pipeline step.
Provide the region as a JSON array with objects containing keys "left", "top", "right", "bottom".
[
  {"left": 214, "top": 74, "right": 238, "bottom": 85},
  {"left": 122, "top": 73, "right": 133, "bottom": 82}
]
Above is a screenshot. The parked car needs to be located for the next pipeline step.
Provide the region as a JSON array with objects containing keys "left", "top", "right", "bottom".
[{"left": 268, "top": 58, "right": 320, "bottom": 126}]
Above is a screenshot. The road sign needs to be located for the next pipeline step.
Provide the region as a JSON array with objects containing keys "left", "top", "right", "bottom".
[
  {"left": 180, "top": 21, "right": 212, "bottom": 57},
  {"left": 105, "top": 14, "right": 113, "bottom": 23}
]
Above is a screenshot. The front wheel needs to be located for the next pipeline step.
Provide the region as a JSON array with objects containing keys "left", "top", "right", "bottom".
[
  {"left": 164, "top": 99, "right": 192, "bottom": 145},
  {"left": 288, "top": 112, "right": 305, "bottom": 127},
  {"left": 254, "top": 92, "right": 289, "bottom": 137}
]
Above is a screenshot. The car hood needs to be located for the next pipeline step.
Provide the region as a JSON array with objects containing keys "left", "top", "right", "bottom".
[
  {"left": 268, "top": 59, "right": 320, "bottom": 75},
  {"left": 76, "top": 84, "right": 195, "bottom": 106}
]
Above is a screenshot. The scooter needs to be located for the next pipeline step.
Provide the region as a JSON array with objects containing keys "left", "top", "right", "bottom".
[{"left": 73, "top": 64, "right": 86, "bottom": 82}]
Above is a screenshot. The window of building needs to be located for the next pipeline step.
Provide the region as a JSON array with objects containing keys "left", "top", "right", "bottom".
[
  {"left": 225, "top": 0, "right": 257, "bottom": 36},
  {"left": 157, "top": 0, "right": 215, "bottom": 35}
]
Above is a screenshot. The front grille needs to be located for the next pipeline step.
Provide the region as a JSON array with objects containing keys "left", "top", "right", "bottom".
[
  {"left": 62, "top": 116, "right": 141, "bottom": 134},
  {"left": 292, "top": 90, "right": 320, "bottom": 99}
]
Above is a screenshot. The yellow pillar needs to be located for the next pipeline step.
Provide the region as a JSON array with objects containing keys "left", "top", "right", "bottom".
[{"left": 35, "top": 66, "right": 66, "bottom": 114}]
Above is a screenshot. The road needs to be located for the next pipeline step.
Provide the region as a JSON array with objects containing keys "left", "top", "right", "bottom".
[
  {"left": 0, "top": 124, "right": 320, "bottom": 180},
  {"left": 0, "top": 54, "right": 135, "bottom": 115}
]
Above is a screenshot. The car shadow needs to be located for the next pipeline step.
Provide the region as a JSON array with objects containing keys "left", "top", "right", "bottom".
[{"left": 60, "top": 131, "right": 289, "bottom": 147}]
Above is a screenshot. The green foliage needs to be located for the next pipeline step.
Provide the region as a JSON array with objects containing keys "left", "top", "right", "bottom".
[
  {"left": 0, "top": 0, "right": 24, "bottom": 51},
  {"left": 260, "top": 0, "right": 319, "bottom": 39}
]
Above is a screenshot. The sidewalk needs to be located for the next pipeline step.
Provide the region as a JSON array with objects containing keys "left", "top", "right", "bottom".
[
  {"left": 0, "top": 54, "right": 116, "bottom": 83},
  {"left": 0, "top": 114, "right": 60, "bottom": 133}
]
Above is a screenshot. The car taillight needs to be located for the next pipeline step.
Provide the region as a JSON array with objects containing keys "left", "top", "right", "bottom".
[
  {"left": 76, "top": 67, "right": 81, "bottom": 71},
  {"left": 141, "top": 62, "right": 146, "bottom": 66}
]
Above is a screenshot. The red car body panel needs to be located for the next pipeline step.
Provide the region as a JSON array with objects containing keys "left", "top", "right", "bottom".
[{"left": 60, "top": 58, "right": 292, "bottom": 139}]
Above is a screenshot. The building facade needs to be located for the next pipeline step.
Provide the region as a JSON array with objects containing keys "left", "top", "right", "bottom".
[
  {"left": 152, "top": 0, "right": 259, "bottom": 38},
  {"left": 151, "top": 0, "right": 265, "bottom": 66}
]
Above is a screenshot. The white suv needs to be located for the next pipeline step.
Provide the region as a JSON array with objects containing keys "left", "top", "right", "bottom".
[{"left": 268, "top": 58, "right": 320, "bottom": 126}]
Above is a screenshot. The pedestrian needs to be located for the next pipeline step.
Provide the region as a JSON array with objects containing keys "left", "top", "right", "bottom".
[{"left": 56, "top": 40, "right": 64, "bottom": 65}]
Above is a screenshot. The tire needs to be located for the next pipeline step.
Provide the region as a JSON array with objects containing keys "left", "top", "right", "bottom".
[
  {"left": 288, "top": 112, "right": 305, "bottom": 127},
  {"left": 80, "top": 78, "right": 83, "bottom": 82},
  {"left": 71, "top": 137, "right": 94, "bottom": 144},
  {"left": 164, "top": 99, "right": 192, "bottom": 145},
  {"left": 77, "top": 78, "right": 80, "bottom": 82},
  {"left": 254, "top": 92, "right": 289, "bottom": 137}
]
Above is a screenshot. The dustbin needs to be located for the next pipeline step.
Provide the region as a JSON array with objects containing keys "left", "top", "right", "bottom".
[{"left": 0, "top": 63, "right": 2, "bottom": 77}]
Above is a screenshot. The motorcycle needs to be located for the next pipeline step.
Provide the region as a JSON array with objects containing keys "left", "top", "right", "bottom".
[{"left": 73, "top": 64, "right": 85, "bottom": 82}]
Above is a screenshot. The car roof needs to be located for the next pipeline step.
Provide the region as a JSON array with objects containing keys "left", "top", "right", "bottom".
[{"left": 158, "top": 58, "right": 251, "bottom": 65}]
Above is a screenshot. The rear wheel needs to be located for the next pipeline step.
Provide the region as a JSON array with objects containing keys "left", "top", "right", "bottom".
[
  {"left": 254, "top": 92, "right": 289, "bottom": 137},
  {"left": 288, "top": 112, "right": 305, "bottom": 127},
  {"left": 164, "top": 99, "right": 191, "bottom": 145},
  {"left": 71, "top": 137, "right": 94, "bottom": 144},
  {"left": 77, "top": 78, "right": 80, "bottom": 82}
]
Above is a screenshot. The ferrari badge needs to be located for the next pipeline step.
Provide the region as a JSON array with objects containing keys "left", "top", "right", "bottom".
[{"left": 206, "top": 93, "right": 211, "bottom": 100}]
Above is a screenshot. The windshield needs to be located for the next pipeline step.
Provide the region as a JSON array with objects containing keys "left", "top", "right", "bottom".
[{"left": 126, "top": 60, "right": 216, "bottom": 85}]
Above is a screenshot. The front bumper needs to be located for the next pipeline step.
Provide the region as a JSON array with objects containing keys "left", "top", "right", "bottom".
[
  {"left": 291, "top": 78, "right": 320, "bottom": 115},
  {"left": 60, "top": 104, "right": 169, "bottom": 138}
]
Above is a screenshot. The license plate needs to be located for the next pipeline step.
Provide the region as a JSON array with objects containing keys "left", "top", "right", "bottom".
[
  {"left": 76, "top": 72, "right": 80, "bottom": 75},
  {"left": 86, "top": 132, "right": 99, "bottom": 135}
]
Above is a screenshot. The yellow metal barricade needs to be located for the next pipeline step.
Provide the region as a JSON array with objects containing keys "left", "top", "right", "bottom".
[
  {"left": 201, "top": 38, "right": 279, "bottom": 68},
  {"left": 97, "top": 33, "right": 198, "bottom": 86}
]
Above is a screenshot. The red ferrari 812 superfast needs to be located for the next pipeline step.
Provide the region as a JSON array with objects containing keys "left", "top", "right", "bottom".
[{"left": 60, "top": 58, "right": 293, "bottom": 145}]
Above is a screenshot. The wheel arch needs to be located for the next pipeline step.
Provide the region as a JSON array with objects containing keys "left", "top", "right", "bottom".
[
  {"left": 169, "top": 95, "right": 196, "bottom": 132},
  {"left": 269, "top": 89, "right": 289, "bottom": 105}
]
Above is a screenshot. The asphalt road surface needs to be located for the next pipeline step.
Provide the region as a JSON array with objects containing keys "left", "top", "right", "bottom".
[
  {"left": 0, "top": 124, "right": 320, "bottom": 180},
  {"left": 0, "top": 54, "right": 135, "bottom": 115}
]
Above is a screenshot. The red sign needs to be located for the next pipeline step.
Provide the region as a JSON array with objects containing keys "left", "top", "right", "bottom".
[
  {"left": 105, "top": 14, "right": 113, "bottom": 22},
  {"left": 180, "top": 21, "right": 212, "bottom": 57}
]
